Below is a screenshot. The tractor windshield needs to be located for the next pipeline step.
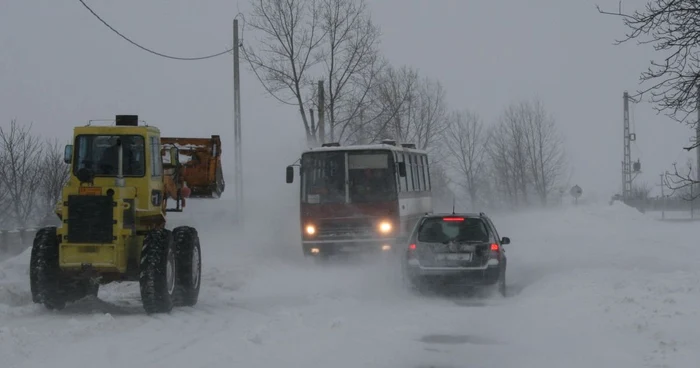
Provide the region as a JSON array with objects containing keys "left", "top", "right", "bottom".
[{"left": 74, "top": 134, "right": 146, "bottom": 177}]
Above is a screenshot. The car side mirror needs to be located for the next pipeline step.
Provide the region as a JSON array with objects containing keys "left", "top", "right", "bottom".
[
  {"left": 169, "top": 147, "right": 180, "bottom": 166},
  {"left": 501, "top": 237, "right": 510, "bottom": 245},
  {"left": 286, "top": 165, "right": 294, "bottom": 183},
  {"left": 64, "top": 144, "right": 73, "bottom": 164},
  {"left": 398, "top": 162, "right": 406, "bottom": 177}
]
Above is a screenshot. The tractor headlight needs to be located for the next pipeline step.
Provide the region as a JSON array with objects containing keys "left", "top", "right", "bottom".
[
  {"left": 305, "top": 224, "right": 316, "bottom": 235},
  {"left": 378, "top": 221, "right": 392, "bottom": 234}
]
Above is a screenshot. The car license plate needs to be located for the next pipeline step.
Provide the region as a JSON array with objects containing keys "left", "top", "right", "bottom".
[{"left": 436, "top": 253, "right": 472, "bottom": 261}]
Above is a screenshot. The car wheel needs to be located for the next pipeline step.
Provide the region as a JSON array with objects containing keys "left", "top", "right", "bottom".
[
  {"left": 498, "top": 267, "right": 506, "bottom": 297},
  {"left": 400, "top": 263, "right": 418, "bottom": 291}
]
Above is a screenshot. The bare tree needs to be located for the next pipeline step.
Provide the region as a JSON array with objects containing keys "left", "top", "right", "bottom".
[
  {"left": 242, "top": 0, "right": 326, "bottom": 145},
  {"left": 483, "top": 100, "right": 568, "bottom": 208},
  {"left": 485, "top": 123, "right": 518, "bottom": 207},
  {"left": 443, "top": 110, "right": 489, "bottom": 206},
  {"left": 347, "top": 64, "right": 417, "bottom": 144},
  {"left": 598, "top": 1, "right": 700, "bottom": 128},
  {"left": 495, "top": 104, "right": 531, "bottom": 206},
  {"left": 631, "top": 181, "right": 653, "bottom": 200},
  {"left": 427, "top": 160, "right": 455, "bottom": 211},
  {"left": 665, "top": 159, "right": 700, "bottom": 200},
  {"left": 39, "top": 138, "right": 70, "bottom": 225},
  {"left": 519, "top": 99, "right": 568, "bottom": 205},
  {"left": 0, "top": 120, "right": 45, "bottom": 228},
  {"left": 361, "top": 66, "right": 448, "bottom": 151},
  {"left": 313, "top": 0, "right": 383, "bottom": 143},
  {"left": 405, "top": 77, "right": 449, "bottom": 151}
]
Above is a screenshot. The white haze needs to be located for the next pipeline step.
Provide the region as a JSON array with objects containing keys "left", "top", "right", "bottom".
[{"left": 1, "top": 0, "right": 700, "bottom": 367}]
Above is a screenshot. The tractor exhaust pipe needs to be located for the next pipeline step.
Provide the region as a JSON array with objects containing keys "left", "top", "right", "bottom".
[{"left": 116, "top": 138, "right": 125, "bottom": 187}]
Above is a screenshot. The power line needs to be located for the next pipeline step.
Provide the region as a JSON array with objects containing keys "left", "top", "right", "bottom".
[{"left": 79, "top": 0, "right": 233, "bottom": 61}]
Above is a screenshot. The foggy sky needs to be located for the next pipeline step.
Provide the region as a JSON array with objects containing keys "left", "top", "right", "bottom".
[{"left": 0, "top": 0, "right": 692, "bottom": 207}]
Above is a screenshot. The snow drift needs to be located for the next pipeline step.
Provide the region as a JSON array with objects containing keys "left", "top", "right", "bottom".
[{"left": 0, "top": 201, "right": 698, "bottom": 368}]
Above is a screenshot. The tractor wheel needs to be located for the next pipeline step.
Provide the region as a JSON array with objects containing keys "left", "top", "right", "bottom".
[
  {"left": 139, "top": 228, "right": 176, "bottom": 314},
  {"left": 172, "top": 226, "right": 201, "bottom": 307},
  {"left": 29, "top": 235, "right": 41, "bottom": 303},
  {"left": 30, "top": 226, "right": 70, "bottom": 310}
]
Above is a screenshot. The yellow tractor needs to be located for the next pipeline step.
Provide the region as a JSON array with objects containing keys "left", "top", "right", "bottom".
[{"left": 29, "top": 115, "right": 224, "bottom": 314}]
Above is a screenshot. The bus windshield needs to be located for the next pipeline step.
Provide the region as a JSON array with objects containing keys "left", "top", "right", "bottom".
[
  {"left": 347, "top": 152, "right": 395, "bottom": 203},
  {"left": 301, "top": 150, "right": 396, "bottom": 204}
]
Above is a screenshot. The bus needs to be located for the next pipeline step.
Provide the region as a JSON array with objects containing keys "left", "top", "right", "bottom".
[{"left": 285, "top": 140, "right": 433, "bottom": 259}]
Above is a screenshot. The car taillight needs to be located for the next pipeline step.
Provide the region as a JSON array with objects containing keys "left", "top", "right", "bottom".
[
  {"left": 489, "top": 243, "right": 500, "bottom": 259},
  {"left": 407, "top": 243, "right": 417, "bottom": 259}
]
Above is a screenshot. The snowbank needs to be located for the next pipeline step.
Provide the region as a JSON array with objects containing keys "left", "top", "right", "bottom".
[
  {"left": 0, "top": 247, "right": 33, "bottom": 311},
  {"left": 487, "top": 201, "right": 700, "bottom": 367}
]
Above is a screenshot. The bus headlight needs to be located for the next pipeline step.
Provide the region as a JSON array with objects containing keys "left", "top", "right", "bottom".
[
  {"left": 378, "top": 221, "right": 392, "bottom": 234},
  {"left": 305, "top": 225, "right": 316, "bottom": 235}
]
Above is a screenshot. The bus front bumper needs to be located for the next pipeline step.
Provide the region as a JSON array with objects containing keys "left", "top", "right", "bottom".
[{"left": 302, "top": 238, "right": 398, "bottom": 256}]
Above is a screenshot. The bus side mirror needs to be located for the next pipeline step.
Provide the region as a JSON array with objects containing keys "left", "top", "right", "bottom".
[
  {"left": 286, "top": 165, "right": 294, "bottom": 183},
  {"left": 398, "top": 162, "right": 406, "bottom": 177},
  {"left": 64, "top": 144, "right": 73, "bottom": 164}
]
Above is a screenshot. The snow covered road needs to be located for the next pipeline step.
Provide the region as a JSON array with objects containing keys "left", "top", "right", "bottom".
[{"left": 1, "top": 201, "right": 699, "bottom": 368}]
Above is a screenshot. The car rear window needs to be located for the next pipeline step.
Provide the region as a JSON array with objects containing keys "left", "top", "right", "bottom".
[{"left": 417, "top": 217, "right": 489, "bottom": 243}]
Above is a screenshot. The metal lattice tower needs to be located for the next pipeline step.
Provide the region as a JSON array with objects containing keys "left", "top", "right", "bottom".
[
  {"left": 622, "top": 91, "right": 636, "bottom": 200},
  {"left": 622, "top": 91, "right": 640, "bottom": 201}
]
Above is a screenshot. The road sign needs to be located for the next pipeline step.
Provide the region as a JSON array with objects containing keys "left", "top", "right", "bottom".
[{"left": 570, "top": 185, "right": 582, "bottom": 198}]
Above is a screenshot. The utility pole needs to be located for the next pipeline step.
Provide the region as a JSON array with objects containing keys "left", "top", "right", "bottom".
[
  {"left": 694, "top": 84, "right": 700, "bottom": 218},
  {"left": 696, "top": 84, "right": 700, "bottom": 182},
  {"left": 660, "top": 173, "right": 665, "bottom": 220},
  {"left": 622, "top": 91, "right": 632, "bottom": 201},
  {"left": 317, "top": 81, "right": 325, "bottom": 144},
  {"left": 691, "top": 175, "right": 695, "bottom": 219},
  {"left": 233, "top": 18, "right": 243, "bottom": 224}
]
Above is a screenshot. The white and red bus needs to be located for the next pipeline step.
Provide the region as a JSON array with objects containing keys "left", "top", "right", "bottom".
[{"left": 285, "top": 140, "right": 433, "bottom": 258}]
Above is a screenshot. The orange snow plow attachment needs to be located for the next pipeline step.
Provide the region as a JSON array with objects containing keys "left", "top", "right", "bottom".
[{"left": 161, "top": 135, "right": 225, "bottom": 198}]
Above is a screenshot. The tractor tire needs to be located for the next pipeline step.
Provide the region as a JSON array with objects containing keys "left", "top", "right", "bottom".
[
  {"left": 29, "top": 235, "right": 41, "bottom": 303},
  {"left": 30, "top": 226, "right": 70, "bottom": 310},
  {"left": 139, "top": 228, "right": 176, "bottom": 314},
  {"left": 172, "top": 226, "right": 201, "bottom": 307}
]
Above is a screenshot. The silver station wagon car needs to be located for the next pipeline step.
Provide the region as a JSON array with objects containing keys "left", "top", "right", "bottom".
[{"left": 400, "top": 212, "right": 510, "bottom": 296}]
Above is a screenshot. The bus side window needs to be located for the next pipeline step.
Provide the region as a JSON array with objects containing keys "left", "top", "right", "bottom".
[
  {"left": 405, "top": 154, "right": 412, "bottom": 191},
  {"left": 399, "top": 153, "right": 408, "bottom": 192},
  {"left": 420, "top": 155, "right": 430, "bottom": 192},
  {"left": 393, "top": 152, "right": 401, "bottom": 192},
  {"left": 409, "top": 154, "right": 417, "bottom": 191},
  {"left": 417, "top": 154, "right": 424, "bottom": 191},
  {"left": 424, "top": 155, "right": 431, "bottom": 191}
]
